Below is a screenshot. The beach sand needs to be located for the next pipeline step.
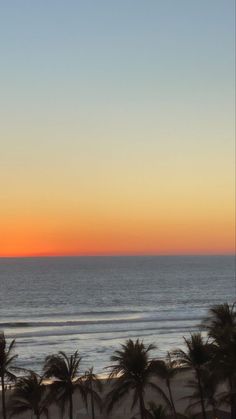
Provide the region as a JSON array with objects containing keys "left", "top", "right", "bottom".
[{"left": 1, "top": 371, "right": 230, "bottom": 419}]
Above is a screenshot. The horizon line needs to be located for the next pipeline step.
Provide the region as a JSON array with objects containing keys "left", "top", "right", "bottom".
[{"left": 0, "top": 251, "right": 235, "bottom": 260}]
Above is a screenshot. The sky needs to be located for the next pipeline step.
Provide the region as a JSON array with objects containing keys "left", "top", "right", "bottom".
[{"left": 0, "top": 0, "right": 235, "bottom": 257}]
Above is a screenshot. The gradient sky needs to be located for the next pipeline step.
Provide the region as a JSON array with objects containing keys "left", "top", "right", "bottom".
[{"left": 0, "top": 0, "right": 235, "bottom": 257}]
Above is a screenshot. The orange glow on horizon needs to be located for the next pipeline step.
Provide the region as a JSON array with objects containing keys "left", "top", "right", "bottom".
[
  {"left": 1, "top": 144, "right": 234, "bottom": 259},
  {"left": 1, "top": 210, "right": 235, "bottom": 258}
]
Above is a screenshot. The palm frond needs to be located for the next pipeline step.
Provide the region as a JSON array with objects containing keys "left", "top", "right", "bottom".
[{"left": 147, "top": 382, "right": 172, "bottom": 411}]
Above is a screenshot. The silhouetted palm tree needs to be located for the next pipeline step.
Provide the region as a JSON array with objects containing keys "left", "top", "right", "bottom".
[
  {"left": 203, "top": 303, "right": 236, "bottom": 419},
  {"left": 0, "top": 332, "right": 18, "bottom": 419},
  {"left": 9, "top": 372, "right": 51, "bottom": 419},
  {"left": 83, "top": 367, "right": 102, "bottom": 419},
  {"left": 106, "top": 339, "right": 171, "bottom": 419},
  {"left": 172, "top": 333, "right": 213, "bottom": 419},
  {"left": 153, "top": 352, "right": 179, "bottom": 419},
  {"left": 204, "top": 303, "right": 236, "bottom": 345},
  {"left": 43, "top": 350, "right": 87, "bottom": 419},
  {"left": 184, "top": 368, "right": 219, "bottom": 419}
]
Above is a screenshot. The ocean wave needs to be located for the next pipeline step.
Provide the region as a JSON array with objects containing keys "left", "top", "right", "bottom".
[
  {"left": 17, "top": 309, "right": 142, "bottom": 318},
  {"left": 6, "top": 322, "right": 199, "bottom": 340},
  {"left": 0, "top": 314, "right": 202, "bottom": 330}
]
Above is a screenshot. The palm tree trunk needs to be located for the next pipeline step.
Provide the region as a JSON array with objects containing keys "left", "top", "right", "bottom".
[
  {"left": 1, "top": 375, "right": 6, "bottom": 419},
  {"left": 229, "top": 377, "right": 236, "bottom": 419},
  {"left": 139, "top": 392, "right": 146, "bottom": 419},
  {"left": 69, "top": 391, "right": 73, "bottom": 419},
  {"left": 196, "top": 370, "right": 206, "bottom": 419},
  {"left": 231, "top": 403, "right": 236, "bottom": 419},
  {"left": 90, "top": 381, "right": 95, "bottom": 419},
  {"left": 167, "top": 379, "right": 177, "bottom": 419}
]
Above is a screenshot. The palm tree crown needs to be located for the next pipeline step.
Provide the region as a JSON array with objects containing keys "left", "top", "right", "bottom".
[
  {"left": 9, "top": 372, "right": 50, "bottom": 419},
  {"left": 173, "top": 333, "right": 212, "bottom": 371},
  {"left": 43, "top": 350, "right": 80, "bottom": 382},
  {"left": 0, "top": 332, "right": 18, "bottom": 383},
  {"left": 203, "top": 302, "right": 236, "bottom": 419},
  {"left": 172, "top": 333, "right": 212, "bottom": 419},
  {"left": 43, "top": 350, "right": 87, "bottom": 419},
  {"left": 83, "top": 367, "right": 102, "bottom": 419},
  {"left": 0, "top": 332, "right": 18, "bottom": 419},
  {"left": 106, "top": 339, "right": 169, "bottom": 419},
  {"left": 204, "top": 303, "right": 236, "bottom": 344}
]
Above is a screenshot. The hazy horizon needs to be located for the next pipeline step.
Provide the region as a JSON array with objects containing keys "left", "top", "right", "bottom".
[{"left": 0, "top": 252, "right": 235, "bottom": 260}]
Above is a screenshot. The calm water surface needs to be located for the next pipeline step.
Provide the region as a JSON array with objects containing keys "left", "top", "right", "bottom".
[{"left": 0, "top": 255, "right": 235, "bottom": 373}]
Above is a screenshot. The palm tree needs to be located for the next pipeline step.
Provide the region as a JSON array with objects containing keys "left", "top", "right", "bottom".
[
  {"left": 172, "top": 333, "right": 213, "bottom": 419},
  {"left": 203, "top": 303, "right": 236, "bottom": 419},
  {"left": 106, "top": 339, "right": 171, "bottom": 419},
  {"left": 43, "top": 350, "right": 87, "bottom": 419},
  {"left": 0, "top": 332, "right": 18, "bottom": 419},
  {"left": 9, "top": 372, "right": 51, "bottom": 419},
  {"left": 184, "top": 368, "right": 219, "bottom": 419},
  {"left": 152, "top": 352, "right": 179, "bottom": 419},
  {"left": 204, "top": 303, "right": 236, "bottom": 344},
  {"left": 83, "top": 367, "right": 102, "bottom": 419}
]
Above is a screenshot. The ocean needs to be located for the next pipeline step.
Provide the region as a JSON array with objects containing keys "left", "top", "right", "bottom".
[{"left": 0, "top": 255, "right": 235, "bottom": 374}]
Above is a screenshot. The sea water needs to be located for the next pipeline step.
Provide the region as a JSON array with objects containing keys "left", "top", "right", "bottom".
[{"left": 0, "top": 255, "right": 235, "bottom": 373}]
